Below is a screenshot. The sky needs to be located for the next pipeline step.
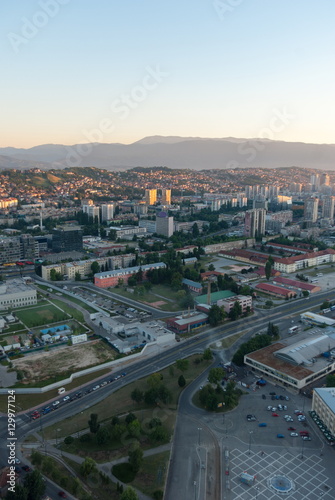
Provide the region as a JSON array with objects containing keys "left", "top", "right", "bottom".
[{"left": 1, "top": 0, "right": 335, "bottom": 148}]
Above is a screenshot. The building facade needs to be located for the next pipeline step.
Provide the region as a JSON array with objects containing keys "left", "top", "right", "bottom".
[
  {"left": 52, "top": 226, "right": 83, "bottom": 253},
  {"left": 0, "top": 280, "right": 37, "bottom": 309},
  {"left": 244, "top": 208, "right": 266, "bottom": 238},
  {"left": 94, "top": 262, "right": 166, "bottom": 288}
]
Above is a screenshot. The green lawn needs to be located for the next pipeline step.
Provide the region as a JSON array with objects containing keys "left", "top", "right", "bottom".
[
  {"left": 112, "top": 284, "right": 185, "bottom": 311},
  {"left": 16, "top": 304, "right": 68, "bottom": 327},
  {"left": 132, "top": 451, "right": 170, "bottom": 497},
  {"left": 51, "top": 299, "right": 85, "bottom": 323}
]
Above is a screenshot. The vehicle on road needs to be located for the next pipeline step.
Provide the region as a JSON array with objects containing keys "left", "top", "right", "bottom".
[
  {"left": 52, "top": 401, "right": 60, "bottom": 407},
  {"left": 259, "top": 423, "right": 267, "bottom": 427},
  {"left": 302, "top": 436, "right": 311, "bottom": 440},
  {"left": 300, "top": 431, "right": 309, "bottom": 436},
  {"left": 247, "top": 414, "right": 256, "bottom": 421},
  {"left": 272, "top": 413, "right": 279, "bottom": 417},
  {"left": 290, "top": 432, "right": 298, "bottom": 437},
  {"left": 277, "top": 434, "right": 285, "bottom": 438},
  {"left": 58, "top": 492, "right": 67, "bottom": 498},
  {"left": 92, "top": 385, "right": 100, "bottom": 390},
  {"left": 63, "top": 396, "right": 70, "bottom": 402},
  {"left": 288, "top": 427, "right": 296, "bottom": 431}
]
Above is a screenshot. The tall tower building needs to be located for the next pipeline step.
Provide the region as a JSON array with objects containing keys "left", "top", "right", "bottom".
[
  {"left": 145, "top": 189, "right": 157, "bottom": 205},
  {"left": 161, "top": 188, "right": 171, "bottom": 205},
  {"left": 101, "top": 203, "right": 114, "bottom": 222},
  {"left": 244, "top": 208, "right": 266, "bottom": 238},
  {"left": 310, "top": 174, "right": 320, "bottom": 191},
  {"left": 321, "top": 173, "right": 330, "bottom": 186},
  {"left": 304, "top": 198, "right": 319, "bottom": 223},
  {"left": 156, "top": 212, "right": 174, "bottom": 237},
  {"left": 322, "top": 196, "right": 335, "bottom": 220}
]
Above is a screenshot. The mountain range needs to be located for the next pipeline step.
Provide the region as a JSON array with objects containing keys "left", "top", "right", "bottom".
[{"left": 0, "top": 136, "right": 334, "bottom": 171}]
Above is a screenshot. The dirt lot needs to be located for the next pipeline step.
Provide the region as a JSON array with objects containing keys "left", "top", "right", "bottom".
[{"left": 13, "top": 340, "right": 115, "bottom": 384}]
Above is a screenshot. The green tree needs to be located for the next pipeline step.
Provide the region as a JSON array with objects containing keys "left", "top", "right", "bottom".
[
  {"left": 75, "top": 271, "right": 81, "bottom": 281},
  {"left": 128, "top": 420, "right": 141, "bottom": 438},
  {"left": 208, "top": 263, "right": 215, "bottom": 271},
  {"left": 208, "top": 367, "right": 225, "bottom": 384},
  {"left": 23, "top": 470, "right": 46, "bottom": 500},
  {"left": 228, "top": 301, "right": 242, "bottom": 321},
  {"left": 125, "top": 412, "right": 137, "bottom": 424},
  {"left": 91, "top": 261, "right": 100, "bottom": 274},
  {"left": 80, "top": 457, "right": 97, "bottom": 477},
  {"left": 88, "top": 413, "right": 100, "bottom": 433},
  {"left": 128, "top": 442, "right": 143, "bottom": 473},
  {"left": 320, "top": 301, "right": 331, "bottom": 310},
  {"left": 147, "top": 373, "right": 162, "bottom": 388},
  {"left": 326, "top": 374, "right": 335, "bottom": 387},
  {"left": 96, "top": 426, "right": 110, "bottom": 445},
  {"left": 131, "top": 387, "right": 144, "bottom": 404},
  {"left": 6, "top": 484, "right": 28, "bottom": 500},
  {"left": 265, "top": 259, "right": 273, "bottom": 280},
  {"left": 208, "top": 304, "right": 225, "bottom": 326},
  {"left": 178, "top": 374, "right": 186, "bottom": 387},
  {"left": 175, "top": 359, "right": 189, "bottom": 372},
  {"left": 203, "top": 348, "right": 213, "bottom": 360},
  {"left": 30, "top": 450, "right": 43, "bottom": 466},
  {"left": 192, "top": 222, "right": 200, "bottom": 238},
  {"left": 121, "top": 486, "right": 139, "bottom": 500}
]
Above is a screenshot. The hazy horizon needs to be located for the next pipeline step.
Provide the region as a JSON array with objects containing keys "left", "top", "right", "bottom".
[{"left": 1, "top": 0, "right": 335, "bottom": 148}]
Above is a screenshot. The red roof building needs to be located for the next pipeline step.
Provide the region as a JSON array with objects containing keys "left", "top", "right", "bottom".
[{"left": 255, "top": 282, "right": 296, "bottom": 298}]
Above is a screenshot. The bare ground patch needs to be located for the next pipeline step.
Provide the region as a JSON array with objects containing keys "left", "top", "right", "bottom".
[{"left": 12, "top": 340, "right": 115, "bottom": 384}]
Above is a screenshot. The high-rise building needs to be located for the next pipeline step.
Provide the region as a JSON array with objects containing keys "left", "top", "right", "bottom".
[
  {"left": 145, "top": 189, "right": 157, "bottom": 205},
  {"left": 161, "top": 188, "right": 171, "bottom": 205},
  {"left": 310, "top": 174, "right": 320, "bottom": 191},
  {"left": 52, "top": 226, "right": 83, "bottom": 253},
  {"left": 244, "top": 208, "right": 266, "bottom": 238},
  {"left": 156, "top": 212, "right": 174, "bottom": 237},
  {"left": 101, "top": 203, "right": 114, "bottom": 222},
  {"left": 322, "top": 196, "right": 335, "bottom": 220},
  {"left": 321, "top": 174, "right": 330, "bottom": 186},
  {"left": 304, "top": 198, "right": 319, "bottom": 223},
  {"left": 82, "top": 204, "right": 100, "bottom": 222}
]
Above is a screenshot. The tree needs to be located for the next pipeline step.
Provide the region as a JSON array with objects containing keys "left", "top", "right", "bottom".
[
  {"left": 128, "top": 442, "right": 143, "bottom": 473},
  {"left": 125, "top": 412, "right": 137, "bottom": 424},
  {"left": 131, "top": 387, "right": 144, "bottom": 404},
  {"left": 192, "top": 222, "right": 200, "bottom": 238},
  {"left": 88, "top": 413, "right": 100, "bottom": 433},
  {"left": 228, "top": 301, "right": 242, "bottom": 321},
  {"left": 208, "top": 367, "right": 225, "bottom": 385},
  {"left": 147, "top": 373, "right": 162, "bottom": 388},
  {"left": 96, "top": 426, "right": 110, "bottom": 445},
  {"left": 23, "top": 470, "right": 46, "bottom": 500},
  {"left": 208, "top": 304, "right": 225, "bottom": 326},
  {"left": 208, "top": 263, "right": 215, "bottom": 271},
  {"left": 178, "top": 374, "right": 186, "bottom": 387},
  {"left": 80, "top": 457, "right": 97, "bottom": 477},
  {"left": 128, "top": 419, "right": 141, "bottom": 438},
  {"left": 75, "top": 271, "right": 81, "bottom": 281},
  {"left": 6, "top": 484, "right": 28, "bottom": 500},
  {"left": 320, "top": 301, "right": 331, "bottom": 310},
  {"left": 267, "top": 322, "right": 279, "bottom": 337},
  {"left": 91, "top": 261, "right": 100, "bottom": 274},
  {"left": 175, "top": 359, "right": 189, "bottom": 372},
  {"left": 203, "top": 348, "right": 213, "bottom": 360},
  {"left": 326, "top": 374, "right": 335, "bottom": 387},
  {"left": 121, "top": 486, "right": 139, "bottom": 500},
  {"left": 265, "top": 259, "right": 272, "bottom": 280}
]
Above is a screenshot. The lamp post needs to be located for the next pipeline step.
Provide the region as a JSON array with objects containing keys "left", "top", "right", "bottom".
[
  {"left": 193, "top": 480, "right": 197, "bottom": 500},
  {"left": 56, "top": 428, "right": 61, "bottom": 446},
  {"left": 198, "top": 427, "right": 202, "bottom": 447},
  {"left": 248, "top": 431, "right": 253, "bottom": 455}
]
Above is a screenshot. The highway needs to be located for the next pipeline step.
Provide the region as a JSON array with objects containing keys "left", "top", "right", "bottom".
[{"left": 1, "top": 283, "right": 333, "bottom": 498}]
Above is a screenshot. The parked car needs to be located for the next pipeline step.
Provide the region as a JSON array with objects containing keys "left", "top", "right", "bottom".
[
  {"left": 288, "top": 427, "right": 296, "bottom": 431},
  {"left": 277, "top": 434, "right": 285, "bottom": 438},
  {"left": 302, "top": 436, "right": 311, "bottom": 441},
  {"left": 92, "top": 385, "right": 100, "bottom": 391},
  {"left": 272, "top": 413, "right": 279, "bottom": 417},
  {"left": 262, "top": 394, "right": 266, "bottom": 399},
  {"left": 290, "top": 432, "right": 298, "bottom": 437},
  {"left": 52, "top": 401, "right": 60, "bottom": 407},
  {"left": 63, "top": 396, "right": 70, "bottom": 402},
  {"left": 259, "top": 423, "right": 267, "bottom": 427}
]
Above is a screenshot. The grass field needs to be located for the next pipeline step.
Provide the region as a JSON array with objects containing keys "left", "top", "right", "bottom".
[
  {"left": 51, "top": 299, "right": 85, "bottom": 323},
  {"left": 42, "top": 354, "right": 212, "bottom": 441},
  {"left": 132, "top": 450, "right": 170, "bottom": 497},
  {"left": 112, "top": 284, "right": 184, "bottom": 312},
  {"left": 16, "top": 304, "right": 69, "bottom": 327}
]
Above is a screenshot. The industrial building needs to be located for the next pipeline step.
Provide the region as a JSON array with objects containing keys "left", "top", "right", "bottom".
[
  {"left": 166, "top": 311, "right": 209, "bottom": 334},
  {"left": 94, "top": 262, "right": 166, "bottom": 288}
]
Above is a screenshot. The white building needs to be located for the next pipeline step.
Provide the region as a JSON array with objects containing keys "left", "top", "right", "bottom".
[
  {"left": 101, "top": 203, "right": 114, "bottom": 222},
  {"left": 0, "top": 280, "right": 37, "bottom": 309}
]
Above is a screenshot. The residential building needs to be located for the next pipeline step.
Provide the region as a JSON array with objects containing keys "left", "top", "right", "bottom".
[
  {"left": 220, "top": 295, "right": 252, "bottom": 314},
  {"left": 101, "top": 203, "right": 114, "bottom": 222},
  {"left": 244, "top": 208, "right": 266, "bottom": 238},
  {"left": 52, "top": 226, "right": 83, "bottom": 253},
  {"left": 94, "top": 262, "right": 166, "bottom": 288},
  {"left": 322, "top": 196, "right": 335, "bottom": 220},
  {"left": 0, "top": 235, "right": 39, "bottom": 264},
  {"left": 182, "top": 278, "right": 202, "bottom": 294},
  {"left": 156, "top": 212, "right": 174, "bottom": 237},
  {"left": 0, "top": 279, "right": 37, "bottom": 309},
  {"left": 139, "top": 219, "right": 156, "bottom": 233},
  {"left": 161, "top": 188, "right": 171, "bottom": 205},
  {"left": 82, "top": 204, "right": 100, "bottom": 222},
  {"left": 304, "top": 198, "right": 318, "bottom": 223},
  {"left": 107, "top": 225, "right": 147, "bottom": 240},
  {"left": 312, "top": 388, "right": 335, "bottom": 439},
  {"left": 145, "top": 189, "right": 157, "bottom": 205}
]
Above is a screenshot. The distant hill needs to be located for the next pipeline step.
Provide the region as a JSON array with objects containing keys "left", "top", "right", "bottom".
[{"left": 1, "top": 136, "right": 335, "bottom": 171}]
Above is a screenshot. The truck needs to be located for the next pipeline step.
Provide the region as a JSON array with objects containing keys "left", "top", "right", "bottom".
[{"left": 240, "top": 472, "right": 255, "bottom": 486}]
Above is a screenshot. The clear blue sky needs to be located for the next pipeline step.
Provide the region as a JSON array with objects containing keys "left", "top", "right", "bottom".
[{"left": 1, "top": 0, "right": 335, "bottom": 147}]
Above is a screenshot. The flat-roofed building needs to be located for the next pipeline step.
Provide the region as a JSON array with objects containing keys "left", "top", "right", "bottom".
[
  {"left": 312, "top": 388, "right": 335, "bottom": 442},
  {"left": 94, "top": 262, "right": 166, "bottom": 288},
  {"left": 244, "top": 329, "right": 335, "bottom": 390},
  {"left": 0, "top": 279, "right": 37, "bottom": 309}
]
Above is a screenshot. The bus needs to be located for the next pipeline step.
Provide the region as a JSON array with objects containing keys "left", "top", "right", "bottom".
[{"left": 288, "top": 326, "right": 299, "bottom": 334}]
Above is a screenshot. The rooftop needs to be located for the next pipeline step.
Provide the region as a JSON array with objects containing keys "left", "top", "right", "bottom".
[{"left": 195, "top": 290, "right": 236, "bottom": 305}]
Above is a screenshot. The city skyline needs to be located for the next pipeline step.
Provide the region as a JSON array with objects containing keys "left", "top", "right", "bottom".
[{"left": 2, "top": 0, "right": 335, "bottom": 148}]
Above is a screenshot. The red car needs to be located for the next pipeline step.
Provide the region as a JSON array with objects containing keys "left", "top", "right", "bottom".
[
  {"left": 272, "top": 413, "right": 279, "bottom": 417},
  {"left": 300, "top": 431, "right": 309, "bottom": 436},
  {"left": 58, "top": 493, "right": 67, "bottom": 498},
  {"left": 288, "top": 427, "right": 296, "bottom": 431},
  {"left": 31, "top": 413, "right": 40, "bottom": 420}
]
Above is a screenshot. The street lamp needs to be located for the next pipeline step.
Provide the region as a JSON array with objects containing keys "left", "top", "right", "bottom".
[
  {"left": 193, "top": 480, "right": 197, "bottom": 500},
  {"left": 56, "top": 428, "right": 61, "bottom": 446},
  {"left": 248, "top": 431, "right": 253, "bottom": 455},
  {"left": 198, "top": 427, "right": 202, "bottom": 447}
]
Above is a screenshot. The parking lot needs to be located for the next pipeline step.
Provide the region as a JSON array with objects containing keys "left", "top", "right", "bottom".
[{"left": 214, "top": 381, "right": 335, "bottom": 499}]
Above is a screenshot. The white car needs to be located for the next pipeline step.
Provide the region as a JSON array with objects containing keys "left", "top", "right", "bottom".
[
  {"left": 290, "top": 432, "right": 298, "bottom": 437},
  {"left": 92, "top": 385, "right": 100, "bottom": 391},
  {"left": 52, "top": 401, "right": 60, "bottom": 406},
  {"left": 15, "top": 458, "right": 20, "bottom": 464},
  {"left": 63, "top": 396, "right": 70, "bottom": 402}
]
